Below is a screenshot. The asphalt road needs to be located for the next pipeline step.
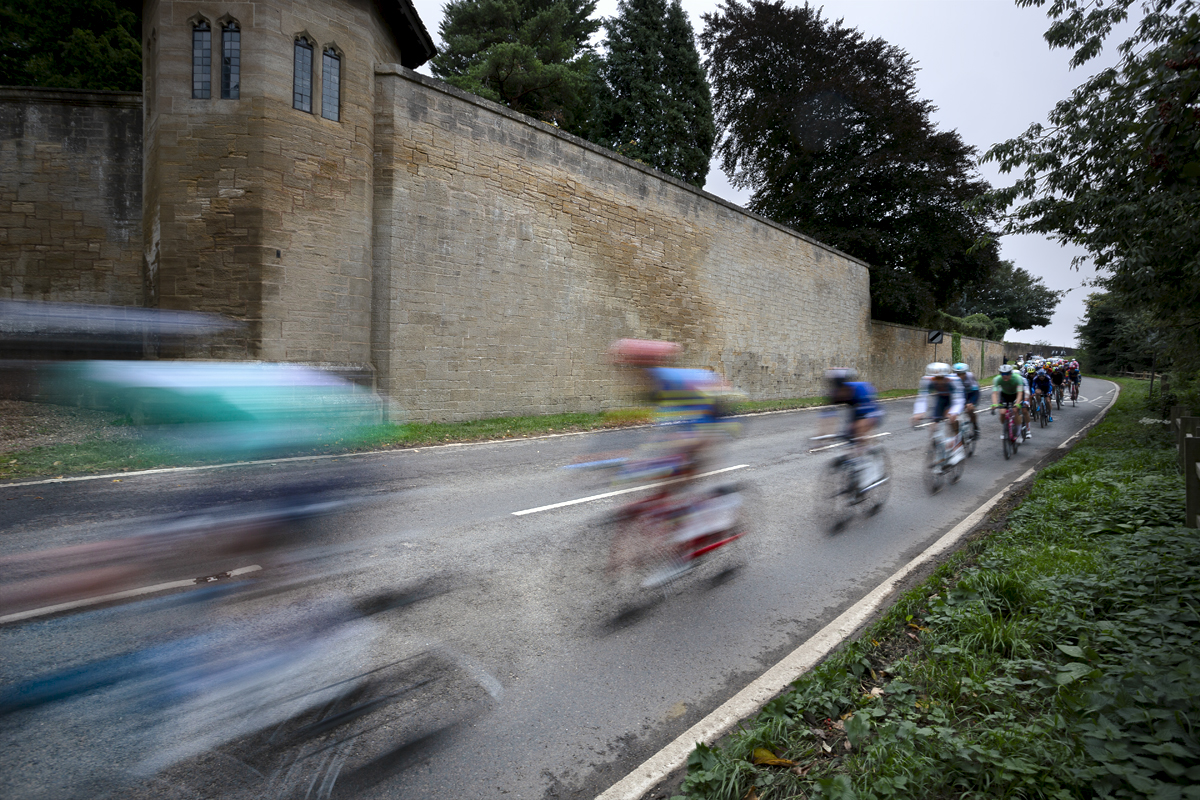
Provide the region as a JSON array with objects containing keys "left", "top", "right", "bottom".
[{"left": 0, "top": 380, "right": 1116, "bottom": 800}]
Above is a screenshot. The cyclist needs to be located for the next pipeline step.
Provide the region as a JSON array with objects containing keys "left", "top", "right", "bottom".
[
  {"left": 912, "top": 362, "right": 965, "bottom": 466},
  {"left": 991, "top": 363, "right": 1030, "bottom": 439},
  {"left": 820, "top": 368, "right": 885, "bottom": 490},
  {"left": 952, "top": 362, "right": 981, "bottom": 441},
  {"left": 1031, "top": 367, "right": 1054, "bottom": 422},
  {"left": 1050, "top": 362, "right": 1067, "bottom": 405},
  {"left": 1066, "top": 360, "right": 1082, "bottom": 398}
]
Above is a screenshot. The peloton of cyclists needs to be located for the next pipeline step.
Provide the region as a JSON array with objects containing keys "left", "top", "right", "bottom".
[{"left": 912, "top": 362, "right": 966, "bottom": 466}]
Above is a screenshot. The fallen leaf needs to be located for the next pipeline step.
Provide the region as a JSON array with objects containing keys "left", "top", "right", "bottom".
[
  {"left": 742, "top": 788, "right": 759, "bottom": 800},
  {"left": 869, "top": 687, "right": 884, "bottom": 698},
  {"left": 821, "top": 741, "right": 833, "bottom": 753},
  {"left": 751, "top": 748, "right": 796, "bottom": 767},
  {"left": 112, "top": 479, "right": 122, "bottom": 482},
  {"left": 844, "top": 740, "right": 852, "bottom": 751},
  {"left": 907, "top": 631, "right": 919, "bottom": 641},
  {"left": 792, "top": 763, "right": 811, "bottom": 777}
]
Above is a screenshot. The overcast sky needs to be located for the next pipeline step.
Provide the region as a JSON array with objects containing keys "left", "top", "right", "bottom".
[{"left": 409, "top": 0, "right": 1133, "bottom": 347}]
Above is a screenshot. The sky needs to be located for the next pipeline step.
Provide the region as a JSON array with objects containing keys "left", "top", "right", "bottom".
[{"left": 407, "top": 0, "right": 1135, "bottom": 347}]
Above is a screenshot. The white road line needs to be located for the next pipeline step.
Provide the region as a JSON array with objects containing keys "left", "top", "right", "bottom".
[
  {"left": 0, "top": 565, "right": 262, "bottom": 624},
  {"left": 511, "top": 464, "right": 750, "bottom": 516},
  {"left": 806, "top": 431, "right": 892, "bottom": 453},
  {"left": 595, "top": 380, "right": 1121, "bottom": 800}
]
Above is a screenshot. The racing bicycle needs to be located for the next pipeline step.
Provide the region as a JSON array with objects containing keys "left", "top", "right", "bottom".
[
  {"left": 922, "top": 420, "right": 963, "bottom": 494},
  {"left": 993, "top": 402, "right": 1022, "bottom": 460},
  {"left": 811, "top": 435, "right": 891, "bottom": 533}
]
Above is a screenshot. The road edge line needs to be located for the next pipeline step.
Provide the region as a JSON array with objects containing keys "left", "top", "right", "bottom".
[{"left": 594, "top": 379, "right": 1120, "bottom": 800}]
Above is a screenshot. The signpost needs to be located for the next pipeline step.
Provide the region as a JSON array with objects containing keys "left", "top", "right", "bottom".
[{"left": 928, "top": 330, "right": 943, "bottom": 362}]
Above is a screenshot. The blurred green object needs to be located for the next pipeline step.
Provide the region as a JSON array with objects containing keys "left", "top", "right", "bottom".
[{"left": 44, "top": 361, "right": 392, "bottom": 459}]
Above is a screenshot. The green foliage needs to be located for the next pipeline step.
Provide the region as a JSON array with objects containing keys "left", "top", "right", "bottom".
[
  {"left": 699, "top": 0, "right": 1002, "bottom": 326},
  {"left": 950, "top": 332, "right": 962, "bottom": 365},
  {"left": 431, "top": 0, "right": 601, "bottom": 133},
  {"left": 935, "top": 310, "right": 1009, "bottom": 341},
  {"left": 673, "top": 378, "right": 1200, "bottom": 800},
  {"left": 948, "top": 259, "right": 1065, "bottom": 332},
  {"left": 1076, "top": 291, "right": 1161, "bottom": 375},
  {"left": 592, "top": 0, "right": 715, "bottom": 187},
  {"left": 980, "top": 0, "right": 1200, "bottom": 373},
  {"left": 0, "top": 0, "right": 141, "bottom": 91}
]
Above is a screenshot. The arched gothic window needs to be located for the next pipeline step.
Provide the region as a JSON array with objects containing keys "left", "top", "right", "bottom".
[
  {"left": 192, "top": 21, "right": 211, "bottom": 99},
  {"left": 293, "top": 37, "right": 314, "bottom": 112},
  {"left": 321, "top": 48, "right": 341, "bottom": 121},
  {"left": 221, "top": 21, "right": 240, "bottom": 99}
]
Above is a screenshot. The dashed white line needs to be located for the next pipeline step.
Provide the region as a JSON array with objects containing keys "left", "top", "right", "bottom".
[{"left": 511, "top": 464, "right": 750, "bottom": 516}]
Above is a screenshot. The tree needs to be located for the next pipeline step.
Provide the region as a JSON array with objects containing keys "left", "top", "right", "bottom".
[
  {"left": 0, "top": 0, "right": 140, "bottom": 91},
  {"left": 1076, "top": 292, "right": 1159, "bottom": 374},
  {"left": 949, "top": 260, "right": 1065, "bottom": 332},
  {"left": 431, "top": 0, "right": 601, "bottom": 133},
  {"left": 981, "top": 0, "right": 1199, "bottom": 372},
  {"left": 593, "top": 0, "right": 715, "bottom": 187},
  {"left": 699, "top": 0, "right": 1001, "bottom": 324}
]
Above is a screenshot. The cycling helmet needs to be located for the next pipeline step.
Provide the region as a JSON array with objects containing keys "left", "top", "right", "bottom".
[
  {"left": 1037, "top": 368, "right": 1047, "bottom": 376},
  {"left": 825, "top": 368, "right": 858, "bottom": 391},
  {"left": 999, "top": 364, "right": 1014, "bottom": 374},
  {"left": 607, "top": 338, "right": 680, "bottom": 366},
  {"left": 926, "top": 362, "right": 951, "bottom": 377},
  {"left": 952, "top": 362, "right": 969, "bottom": 373}
]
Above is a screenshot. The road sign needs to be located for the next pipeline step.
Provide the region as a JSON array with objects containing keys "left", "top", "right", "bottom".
[{"left": 927, "top": 330, "right": 944, "bottom": 344}]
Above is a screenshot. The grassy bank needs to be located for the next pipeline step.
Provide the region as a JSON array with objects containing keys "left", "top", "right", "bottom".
[
  {"left": 671, "top": 378, "right": 1197, "bottom": 800},
  {"left": 0, "top": 390, "right": 917, "bottom": 481}
]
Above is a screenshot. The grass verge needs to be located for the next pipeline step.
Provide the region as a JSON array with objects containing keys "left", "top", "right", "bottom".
[
  {"left": 1, "top": 392, "right": 920, "bottom": 481},
  {"left": 670, "top": 378, "right": 1198, "bottom": 800}
]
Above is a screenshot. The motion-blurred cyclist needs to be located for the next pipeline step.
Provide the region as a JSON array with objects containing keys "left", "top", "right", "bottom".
[
  {"left": 819, "top": 368, "right": 885, "bottom": 488},
  {"left": 912, "top": 362, "right": 965, "bottom": 466},
  {"left": 952, "top": 362, "right": 980, "bottom": 440}
]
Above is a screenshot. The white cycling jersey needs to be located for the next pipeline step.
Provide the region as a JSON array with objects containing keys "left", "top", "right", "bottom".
[{"left": 913, "top": 374, "right": 965, "bottom": 418}]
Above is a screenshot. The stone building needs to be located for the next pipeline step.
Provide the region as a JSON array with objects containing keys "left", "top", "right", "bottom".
[{"left": 141, "top": 0, "right": 435, "bottom": 366}]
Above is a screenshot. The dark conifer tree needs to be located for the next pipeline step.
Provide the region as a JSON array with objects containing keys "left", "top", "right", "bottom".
[
  {"left": 595, "top": 0, "right": 715, "bottom": 187},
  {"left": 700, "top": 0, "right": 1000, "bottom": 324},
  {"left": 432, "top": 0, "right": 601, "bottom": 135}
]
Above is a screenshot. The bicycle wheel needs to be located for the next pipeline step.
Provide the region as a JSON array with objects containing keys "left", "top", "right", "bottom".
[
  {"left": 1038, "top": 400, "right": 1048, "bottom": 428},
  {"left": 1055, "top": 388, "right": 1062, "bottom": 409},
  {"left": 862, "top": 447, "right": 891, "bottom": 517},
  {"left": 962, "top": 418, "right": 976, "bottom": 457},
  {"left": 1002, "top": 425, "right": 1012, "bottom": 460},
  {"left": 606, "top": 506, "right": 687, "bottom": 601},
  {"left": 924, "top": 441, "right": 944, "bottom": 494},
  {"left": 817, "top": 457, "right": 858, "bottom": 533}
]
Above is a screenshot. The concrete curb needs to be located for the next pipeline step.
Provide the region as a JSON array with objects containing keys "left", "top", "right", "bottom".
[{"left": 594, "top": 381, "right": 1121, "bottom": 800}]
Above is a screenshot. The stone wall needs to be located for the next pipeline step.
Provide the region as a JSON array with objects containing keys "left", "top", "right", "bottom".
[
  {"left": 869, "top": 320, "right": 1079, "bottom": 392},
  {"left": 0, "top": 88, "right": 143, "bottom": 306},
  {"left": 372, "top": 66, "right": 872, "bottom": 421}
]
